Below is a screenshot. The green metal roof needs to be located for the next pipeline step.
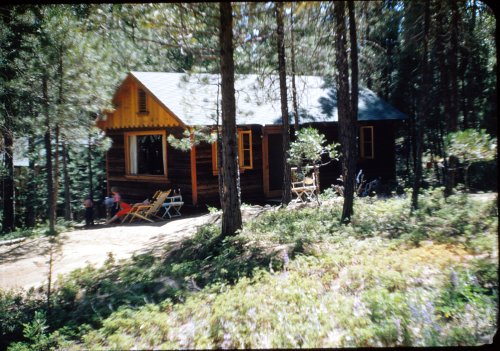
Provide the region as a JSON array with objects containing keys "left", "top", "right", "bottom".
[{"left": 130, "top": 72, "right": 408, "bottom": 126}]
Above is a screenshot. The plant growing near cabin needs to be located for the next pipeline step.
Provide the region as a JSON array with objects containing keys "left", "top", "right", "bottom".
[
  {"left": 288, "top": 127, "right": 340, "bottom": 170},
  {"left": 444, "top": 129, "right": 497, "bottom": 192},
  {"left": 166, "top": 127, "right": 217, "bottom": 152}
]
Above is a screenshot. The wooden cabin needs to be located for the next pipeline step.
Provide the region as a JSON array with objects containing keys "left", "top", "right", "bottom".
[{"left": 96, "top": 72, "right": 407, "bottom": 206}]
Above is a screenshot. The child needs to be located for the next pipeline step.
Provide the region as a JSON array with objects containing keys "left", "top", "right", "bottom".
[
  {"left": 110, "top": 187, "right": 121, "bottom": 217},
  {"left": 83, "top": 196, "right": 94, "bottom": 227}
]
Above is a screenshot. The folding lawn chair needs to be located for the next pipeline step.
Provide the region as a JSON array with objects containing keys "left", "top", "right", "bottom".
[{"left": 123, "top": 190, "right": 171, "bottom": 223}]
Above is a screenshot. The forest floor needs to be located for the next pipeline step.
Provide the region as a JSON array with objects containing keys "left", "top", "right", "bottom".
[
  {"left": 0, "top": 212, "right": 217, "bottom": 290},
  {"left": 0, "top": 194, "right": 494, "bottom": 291}
]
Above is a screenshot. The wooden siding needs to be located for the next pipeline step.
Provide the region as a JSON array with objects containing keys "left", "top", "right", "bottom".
[
  {"left": 105, "top": 127, "right": 194, "bottom": 205},
  {"left": 295, "top": 121, "right": 397, "bottom": 192},
  {"left": 195, "top": 125, "right": 265, "bottom": 206},
  {"left": 166, "top": 127, "right": 194, "bottom": 204},
  {"left": 357, "top": 120, "right": 396, "bottom": 181},
  {"left": 295, "top": 123, "right": 341, "bottom": 192},
  {"left": 103, "top": 76, "right": 183, "bottom": 130}
]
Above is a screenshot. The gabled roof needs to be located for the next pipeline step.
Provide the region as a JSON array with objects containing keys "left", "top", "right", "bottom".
[{"left": 129, "top": 71, "right": 407, "bottom": 126}]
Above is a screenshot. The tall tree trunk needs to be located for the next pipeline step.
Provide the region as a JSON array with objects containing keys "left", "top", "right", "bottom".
[
  {"left": 435, "top": 1, "right": 456, "bottom": 196},
  {"left": 215, "top": 79, "right": 225, "bottom": 209},
  {"left": 62, "top": 138, "right": 71, "bottom": 221},
  {"left": 87, "top": 128, "right": 94, "bottom": 200},
  {"left": 444, "top": 0, "right": 460, "bottom": 196},
  {"left": 335, "top": 1, "right": 357, "bottom": 223},
  {"left": 54, "top": 124, "right": 60, "bottom": 220},
  {"left": 290, "top": 3, "right": 300, "bottom": 134},
  {"left": 0, "top": 7, "right": 16, "bottom": 233},
  {"left": 219, "top": 1, "right": 242, "bottom": 237},
  {"left": 345, "top": 0, "right": 359, "bottom": 220},
  {"left": 1, "top": 114, "right": 15, "bottom": 233},
  {"left": 411, "top": 0, "right": 431, "bottom": 211},
  {"left": 57, "top": 46, "right": 72, "bottom": 220},
  {"left": 25, "top": 135, "right": 36, "bottom": 227},
  {"left": 465, "top": 0, "right": 478, "bottom": 129},
  {"left": 276, "top": 1, "right": 292, "bottom": 205},
  {"left": 43, "top": 74, "right": 56, "bottom": 234},
  {"left": 448, "top": 0, "right": 459, "bottom": 133}
]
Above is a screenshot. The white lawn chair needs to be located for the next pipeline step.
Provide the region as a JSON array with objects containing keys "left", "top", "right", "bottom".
[{"left": 162, "top": 194, "right": 184, "bottom": 219}]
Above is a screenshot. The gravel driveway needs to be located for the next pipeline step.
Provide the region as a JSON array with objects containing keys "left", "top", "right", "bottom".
[{"left": 0, "top": 213, "right": 215, "bottom": 290}]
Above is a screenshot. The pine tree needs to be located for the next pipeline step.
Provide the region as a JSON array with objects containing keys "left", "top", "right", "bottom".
[
  {"left": 334, "top": 1, "right": 358, "bottom": 223},
  {"left": 219, "top": 2, "right": 242, "bottom": 237}
]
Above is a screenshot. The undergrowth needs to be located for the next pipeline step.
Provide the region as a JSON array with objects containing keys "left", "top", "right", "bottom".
[{"left": 1, "top": 189, "right": 497, "bottom": 349}]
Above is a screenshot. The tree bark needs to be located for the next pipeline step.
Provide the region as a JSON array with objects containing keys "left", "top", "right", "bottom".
[
  {"left": 87, "top": 128, "right": 94, "bottom": 200},
  {"left": 290, "top": 3, "right": 300, "bottom": 134},
  {"left": 448, "top": 0, "right": 459, "bottom": 133},
  {"left": 54, "top": 124, "right": 60, "bottom": 220},
  {"left": 444, "top": 0, "right": 460, "bottom": 196},
  {"left": 25, "top": 135, "right": 37, "bottom": 227},
  {"left": 276, "top": 1, "right": 292, "bottom": 205},
  {"left": 43, "top": 74, "right": 56, "bottom": 234},
  {"left": 62, "top": 138, "right": 71, "bottom": 221},
  {"left": 335, "top": 1, "right": 357, "bottom": 223},
  {"left": 1, "top": 116, "right": 15, "bottom": 233},
  {"left": 411, "top": 0, "right": 431, "bottom": 211},
  {"left": 216, "top": 80, "right": 225, "bottom": 209},
  {"left": 344, "top": 1, "right": 359, "bottom": 221},
  {"left": 219, "top": 1, "right": 242, "bottom": 237},
  {"left": 0, "top": 6, "right": 17, "bottom": 233}
]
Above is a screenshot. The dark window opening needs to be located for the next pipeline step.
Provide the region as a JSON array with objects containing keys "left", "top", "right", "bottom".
[
  {"left": 128, "top": 134, "right": 165, "bottom": 175},
  {"left": 138, "top": 88, "right": 148, "bottom": 113}
]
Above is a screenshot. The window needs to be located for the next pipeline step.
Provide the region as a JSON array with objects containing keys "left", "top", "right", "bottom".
[
  {"left": 125, "top": 131, "right": 167, "bottom": 177},
  {"left": 138, "top": 88, "right": 148, "bottom": 113},
  {"left": 238, "top": 130, "right": 253, "bottom": 169},
  {"left": 360, "top": 126, "right": 374, "bottom": 159},
  {"left": 212, "top": 129, "right": 253, "bottom": 175}
]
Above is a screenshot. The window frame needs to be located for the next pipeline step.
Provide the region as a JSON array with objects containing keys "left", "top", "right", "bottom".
[
  {"left": 360, "top": 125, "right": 375, "bottom": 159},
  {"left": 124, "top": 130, "right": 168, "bottom": 180},
  {"left": 238, "top": 130, "right": 253, "bottom": 170},
  {"left": 211, "top": 140, "right": 219, "bottom": 176},
  {"left": 212, "top": 129, "right": 253, "bottom": 175}
]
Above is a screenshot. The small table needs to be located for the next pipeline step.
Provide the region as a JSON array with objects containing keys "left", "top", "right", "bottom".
[{"left": 162, "top": 195, "right": 184, "bottom": 219}]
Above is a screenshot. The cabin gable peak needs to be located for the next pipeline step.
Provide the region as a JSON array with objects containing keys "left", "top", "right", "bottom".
[{"left": 99, "top": 73, "right": 185, "bottom": 130}]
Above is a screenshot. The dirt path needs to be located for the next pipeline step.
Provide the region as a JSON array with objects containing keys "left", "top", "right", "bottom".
[{"left": 0, "top": 213, "right": 216, "bottom": 291}]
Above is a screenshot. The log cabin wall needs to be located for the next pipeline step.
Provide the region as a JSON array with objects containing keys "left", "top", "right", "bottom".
[
  {"left": 105, "top": 129, "right": 171, "bottom": 203},
  {"left": 194, "top": 140, "right": 218, "bottom": 206},
  {"left": 299, "top": 123, "right": 342, "bottom": 192},
  {"left": 297, "top": 121, "right": 397, "bottom": 192},
  {"left": 357, "top": 120, "right": 396, "bottom": 181},
  {"left": 104, "top": 127, "right": 195, "bottom": 205},
  {"left": 100, "top": 73, "right": 401, "bottom": 206},
  {"left": 195, "top": 125, "right": 265, "bottom": 206},
  {"left": 101, "top": 74, "right": 194, "bottom": 204},
  {"left": 165, "top": 127, "right": 193, "bottom": 204},
  {"left": 240, "top": 126, "right": 265, "bottom": 203}
]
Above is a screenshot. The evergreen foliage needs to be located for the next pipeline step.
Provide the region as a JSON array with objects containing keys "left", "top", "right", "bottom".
[{"left": 1, "top": 2, "right": 497, "bottom": 232}]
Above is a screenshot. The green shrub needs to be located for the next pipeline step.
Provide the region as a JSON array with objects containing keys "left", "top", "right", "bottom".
[{"left": 3, "top": 190, "right": 497, "bottom": 349}]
